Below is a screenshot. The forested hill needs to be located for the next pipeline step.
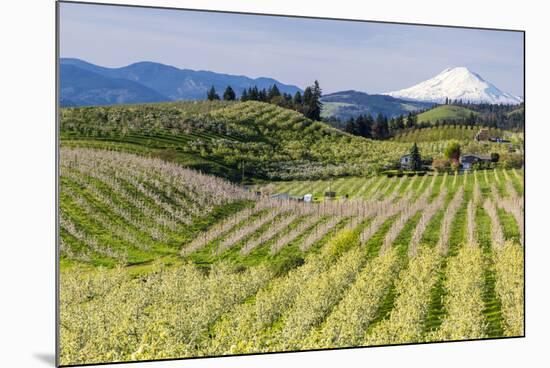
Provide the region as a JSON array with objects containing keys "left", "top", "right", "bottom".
[{"left": 416, "top": 103, "right": 525, "bottom": 130}]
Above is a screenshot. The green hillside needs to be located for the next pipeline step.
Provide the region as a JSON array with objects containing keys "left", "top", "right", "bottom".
[
  {"left": 59, "top": 147, "right": 253, "bottom": 268},
  {"left": 391, "top": 125, "right": 504, "bottom": 143},
  {"left": 507, "top": 107, "right": 524, "bottom": 117},
  {"left": 61, "top": 101, "right": 412, "bottom": 180},
  {"left": 61, "top": 101, "right": 519, "bottom": 181},
  {"left": 417, "top": 105, "right": 478, "bottom": 124}
]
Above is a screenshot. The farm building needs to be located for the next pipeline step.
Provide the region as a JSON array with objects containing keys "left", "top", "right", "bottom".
[
  {"left": 489, "top": 137, "right": 510, "bottom": 143},
  {"left": 399, "top": 154, "right": 432, "bottom": 170},
  {"left": 399, "top": 154, "right": 412, "bottom": 169},
  {"left": 460, "top": 154, "right": 491, "bottom": 170},
  {"left": 271, "top": 192, "right": 290, "bottom": 200},
  {"left": 270, "top": 193, "right": 304, "bottom": 201}
]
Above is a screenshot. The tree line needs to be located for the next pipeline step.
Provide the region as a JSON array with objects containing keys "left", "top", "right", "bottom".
[
  {"left": 342, "top": 103, "right": 522, "bottom": 140},
  {"left": 343, "top": 112, "right": 420, "bottom": 140},
  {"left": 207, "top": 81, "right": 323, "bottom": 121},
  {"left": 444, "top": 98, "right": 524, "bottom": 130}
]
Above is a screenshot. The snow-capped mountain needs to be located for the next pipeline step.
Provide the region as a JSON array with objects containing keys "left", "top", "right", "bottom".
[{"left": 386, "top": 67, "right": 522, "bottom": 105}]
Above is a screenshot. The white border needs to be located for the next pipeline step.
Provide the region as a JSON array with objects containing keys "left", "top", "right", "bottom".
[{"left": 1, "top": 1, "right": 548, "bottom": 367}]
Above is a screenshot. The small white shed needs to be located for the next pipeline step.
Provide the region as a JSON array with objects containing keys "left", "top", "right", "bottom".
[{"left": 303, "top": 193, "right": 313, "bottom": 202}]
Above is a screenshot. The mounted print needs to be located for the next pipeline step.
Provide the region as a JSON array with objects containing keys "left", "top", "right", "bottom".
[{"left": 57, "top": 1, "right": 525, "bottom": 366}]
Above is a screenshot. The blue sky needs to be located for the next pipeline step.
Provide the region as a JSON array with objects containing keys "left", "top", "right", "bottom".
[{"left": 59, "top": 2, "right": 524, "bottom": 96}]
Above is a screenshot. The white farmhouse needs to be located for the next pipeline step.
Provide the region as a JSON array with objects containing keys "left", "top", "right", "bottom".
[{"left": 400, "top": 154, "right": 412, "bottom": 170}]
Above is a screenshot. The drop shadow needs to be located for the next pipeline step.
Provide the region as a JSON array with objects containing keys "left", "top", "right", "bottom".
[{"left": 33, "top": 353, "right": 56, "bottom": 366}]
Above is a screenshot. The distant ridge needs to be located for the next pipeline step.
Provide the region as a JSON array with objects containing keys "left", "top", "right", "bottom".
[
  {"left": 60, "top": 64, "right": 170, "bottom": 107},
  {"left": 60, "top": 58, "right": 303, "bottom": 106},
  {"left": 321, "top": 90, "right": 434, "bottom": 123}
]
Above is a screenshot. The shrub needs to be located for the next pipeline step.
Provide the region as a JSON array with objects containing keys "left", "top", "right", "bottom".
[
  {"left": 498, "top": 153, "right": 523, "bottom": 169},
  {"left": 432, "top": 158, "right": 451, "bottom": 172},
  {"left": 444, "top": 140, "right": 461, "bottom": 162}
]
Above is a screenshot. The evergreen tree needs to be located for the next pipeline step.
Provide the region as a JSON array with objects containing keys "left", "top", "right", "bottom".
[
  {"left": 258, "top": 88, "right": 267, "bottom": 102},
  {"left": 410, "top": 143, "right": 422, "bottom": 171},
  {"left": 293, "top": 91, "right": 303, "bottom": 106},
  {"left": 302, "top": 87, "right": 313, "bottom": 116},
  {"left": 344, "top": 117, "right": 358, "bottom": 135},
  {"left": 207, "top": 86, "right": 220, "bottom": 101},
  {"left": 310, "top": 80, "right": 323, "bottom": 121},
  {"left": 389, "top": 118, "right": 400, "bottom": 134},
  {"left": 356, "top": 114, "right": 372, "bottom": 138},
  {"left": 301, "top": 81, "right": 323, "bottom": 121},
  {"left": 249, "top": 86, "right": 259, "bottom": 100},
  {"left": 241, "top": 88, "right": 249, "bottom": 101},
  {"left": 365, "top": 114, "right": 375, "bottom": 136},
  {"left": 405, "top": 112, "right": 417, "bottom": 128},
  {"left": 374, "top": 113, "right": 389, "bottom": 139},
  {"left": 268, "top": 84, "right": 281, "bottom": 100},
  {"left": 467, "top": 112, "right": 476, "bottom": 126},
  {"left": 223, "top": 86, "right": 236, "bottom": 101},
  {"left": 302, "top": 87, "right": 313, "bottom": 104},
  {"left": 396, "top": 115, "right": 405, "bottom": 130}
]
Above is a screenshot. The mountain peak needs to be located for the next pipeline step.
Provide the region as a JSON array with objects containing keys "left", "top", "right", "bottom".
[
  {"left": 386, "top": 67, "right": 522, "bottom": 105},
  {"left": 438, "top": 67, "right": 486, "bottom": 82},
  {"left": 442, "top": 66, "right": 472, "bottom": 73}
]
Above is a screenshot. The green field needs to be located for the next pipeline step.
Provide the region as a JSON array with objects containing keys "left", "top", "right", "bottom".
[{"left": 417, "top": 105, "right": 478, "bottom": 123}]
